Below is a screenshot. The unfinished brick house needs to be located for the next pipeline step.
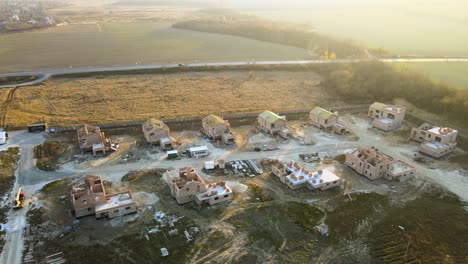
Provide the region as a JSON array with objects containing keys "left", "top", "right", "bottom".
[
  {"left": 258, "top": 110, "right": 292, "bottom": 138},
  {"left": 94, "top": 191, "right": 137, "bottom": 219},
  {"left": 309, "top": 106, "right": 351, "bottom": 134},
  {"left": 142, "top": 118, "right": 174, "bottom": 150},
  {"left": 368, "top": 102, "right": 406, "bottom": 131},
  {"left": 202, "top": 114, "right": 235, "bottom": 144},
  {"left": 386, "top": 160, "right": 417, "bottom": 182},
  {"left": 71, "top": 175, "right": 137, "bottom": 219},
  {"left": 77, "top": 124, "right": 107, "bottom": 156},
  {"left": 166, "top": 166, "right": 207, "bottom": 204},
  {"left": 165, "top": 166, "right": 233, "bottom": 205},
  {"left": 410, "top": 123, "right": 458, "bottom": 158},
  {"left": 272, "top": 160, "right": 343, "bottom": 191},
  {"left": 345, "top": 147, "right": 416, "bottom": 181},
  {"left": 195, "top": 181, "right": 233, "bottom": 206}
]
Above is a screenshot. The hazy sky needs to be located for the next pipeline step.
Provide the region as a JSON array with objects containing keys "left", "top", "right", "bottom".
[
  {"left": 225, "top": 0, "right": 468, "bottom": 10},
  {"left": 225, "top": 0, "right": 392, "bottom": 9}
]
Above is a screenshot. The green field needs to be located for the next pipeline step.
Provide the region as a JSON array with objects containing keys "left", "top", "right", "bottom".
[
  {"left": 393, "top": 62, "right": 468, "bottom": 89},
  {"left": 0, "top": 22, "right": 308, "bottom": 73},
  {"left": 251, "top": 3, "right": 468, "bottom": 57}
]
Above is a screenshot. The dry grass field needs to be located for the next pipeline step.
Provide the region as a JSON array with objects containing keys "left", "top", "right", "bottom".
[{"left": 1, "top": 71, "right": 332, "bottom": 127}]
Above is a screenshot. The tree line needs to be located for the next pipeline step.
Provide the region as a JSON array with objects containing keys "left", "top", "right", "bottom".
[{"left": 314, "top": 61, "right": 468, "bottom": 127}]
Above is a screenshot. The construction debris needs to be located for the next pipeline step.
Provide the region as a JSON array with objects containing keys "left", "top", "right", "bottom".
[
  {"left": 160, "top": 247, "right": 169, "bottom": 257},
  {"left": 184, "top": 229, "right": 193, "bottom": 242},
  {"left": 45, "top": 252, "right": 66, "bottom": 264},
  {"left": 154, "top": 211, "right": 166, "bottom": 222},
  {"left": 316, "top": 223, "right": 329, "bottom": 236},
  {"left": 168, "top": 229, "right": 178, "bottom": 237},
  {"left": 299, "top": 153, "right": 320, "bottom": 163},
  {"left": 260, "top": 158, "right": 279, "bottom": 166}
]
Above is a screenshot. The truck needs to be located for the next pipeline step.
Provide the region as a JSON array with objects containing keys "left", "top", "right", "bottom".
[
  {"left": 27, "top": 122, "right": 47, "bottom": 133},
  {"left": 12, "top": 187, "right": 25, "bottom": 209}
]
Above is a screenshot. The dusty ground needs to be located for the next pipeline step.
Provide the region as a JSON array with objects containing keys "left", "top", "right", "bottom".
[
  {"left": 0, "top": 71, "right": 327, "bottom": 127},
  {"left": 11, "top": 111, "right": 466, "bottom": 263}
]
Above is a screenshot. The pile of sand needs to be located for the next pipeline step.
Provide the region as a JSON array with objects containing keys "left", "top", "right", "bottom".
[
  {"left": 226, "top": 181, "right": 248, "bottom": 193},
  {"left": 134, "top": 192, "right": 159, "bottom": 206}
]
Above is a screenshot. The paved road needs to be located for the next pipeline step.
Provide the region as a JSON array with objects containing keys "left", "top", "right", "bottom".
[{"left": 1, "top": 58, "right": 468, "bottom": 88}]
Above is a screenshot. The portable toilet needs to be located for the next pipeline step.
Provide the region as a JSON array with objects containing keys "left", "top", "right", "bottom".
[
  {"left": 205, "top": 161, "right": 215, "bottom": 170},
  {"left": 167, "top": 150, "right": 178, "bottom": 160}
]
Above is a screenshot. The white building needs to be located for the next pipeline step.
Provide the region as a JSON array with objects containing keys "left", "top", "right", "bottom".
[
  {"left": 188, "top": 146, "right": 209, "bottom": 158},
  {"left": 204, "top": 161, "right": 215, "bottom": 170}
]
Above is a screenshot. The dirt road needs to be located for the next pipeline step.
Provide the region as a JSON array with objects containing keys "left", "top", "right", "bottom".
[{"left": 0, "top": 131, "right": 74, "bottom": 264}]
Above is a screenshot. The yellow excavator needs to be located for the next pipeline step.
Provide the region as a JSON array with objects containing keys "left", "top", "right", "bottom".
[
  {"left": 12, "top": 186, "right": 25, "bottom": 209},
  {"left": 319, "top": 49, "right": 337, "bottom": 60}
]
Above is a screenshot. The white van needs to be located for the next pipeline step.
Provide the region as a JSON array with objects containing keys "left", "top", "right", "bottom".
[{"left": 0, "top": 131, "right": 7, "bottom": 145}]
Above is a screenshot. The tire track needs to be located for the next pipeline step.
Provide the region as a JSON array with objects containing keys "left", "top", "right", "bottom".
[{"left": 0, "top": 87, "right": 18, "bottom": 127}]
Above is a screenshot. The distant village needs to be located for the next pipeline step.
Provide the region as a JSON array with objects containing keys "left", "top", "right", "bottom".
[{"left": 0, "top": 0, "right": 66, "bottom": 33}]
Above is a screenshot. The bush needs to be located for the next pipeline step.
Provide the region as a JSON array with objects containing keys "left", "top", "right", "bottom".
[{"left": 319, "top": 61, "right": 468, "bottom": 127}]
